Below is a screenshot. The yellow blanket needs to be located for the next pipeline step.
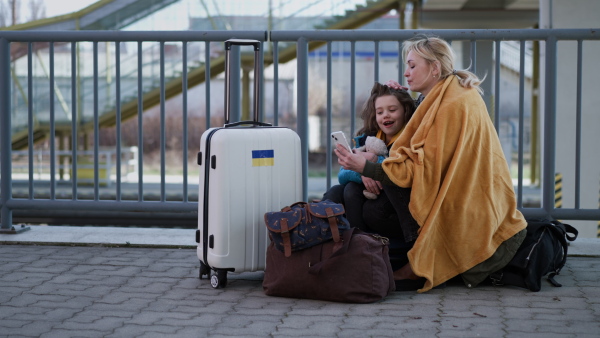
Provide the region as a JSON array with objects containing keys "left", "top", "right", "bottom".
[{"left": 382, "top": 76, "right": 527, "bottom": 292}]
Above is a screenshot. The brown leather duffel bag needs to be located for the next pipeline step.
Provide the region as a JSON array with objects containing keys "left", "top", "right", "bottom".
[{"left": 263, "top": 228, "right": 395, "bottom": 303}]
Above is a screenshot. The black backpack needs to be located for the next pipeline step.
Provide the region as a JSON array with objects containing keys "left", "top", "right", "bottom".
[{"left": 490, "top": 219, "right": 578, "bottom": 292}]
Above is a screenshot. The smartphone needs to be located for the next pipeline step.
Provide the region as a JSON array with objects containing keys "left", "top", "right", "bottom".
[{"left": 331, "top": 131, "right": 352, "bottom": 153}]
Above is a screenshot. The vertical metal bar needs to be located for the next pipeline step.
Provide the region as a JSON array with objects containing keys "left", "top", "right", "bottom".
[
  {"left": 182, "top": 41, "right": 188, "bottom": 202},
  {"left": 251, "top": 49, "right": 258, "bottom": 122},
  {"left": 575, "top": 39, "right": 583, "bottom": 209},
  {"left": 49, "top": 42, "right": 56, "bottom": 199},
  {"left": 494, "top": 40, "right": 501, "bottom": 133},
  {"left": 137, "top": 41, "right": 144, "bottom": 200},
  {"left": 517, "top": 40, "right": 526, "bottom": 208},
  {"left": 205, "top": 41, "right": 211, "bottom": 129},
  {"left": 470, "top": 40, "right": 477, "bottom": 74},
  {"left": 71, "top": 42, "right": 78, "bottom": 200},
  {"left": 257, "top": 42, "right": 263, "bottom": 123},
  {"left": 350, "top": 41, "right": 356, "bottom": 143},
  {"left": 398, "top": 41, "right": 404, "bottom": 84},
  {"left": 531, "top": 40, "right": 540, "bottom": 186},
  {"left": 93, "top": 41, "right": 99, "bottom": 200},
  {"left": 160, "top": 41, "right": 166, "bottom": 202},
  {"left": 374, "top": 41, "right": 380, "bottom": 82},
  {"left": 326, "top": 41, "right": 332, "bottom": 189},
  {"left": 28, "top": 43, "right": 34, "bottom": 199},
  {"left": 273, "top": 41, "right": 279, "bottom": 126},
  {"left": 115, "top": 41, "right": 122, "bottom": 201},
  {"left": 0, "top": 37, "right": 13, "bottom": 229},
  {"left": 543, "top": 36, "right": 558, "bottom": 217},
  {"left": 398, "top": 40, "right": 403, "bottom": 85},
  {"left": 297, "top": 37, "right": 309, "bottom": 201}
]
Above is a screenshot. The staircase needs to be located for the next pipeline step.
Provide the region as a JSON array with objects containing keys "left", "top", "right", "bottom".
[{"left": 9, "top": 0, "right": 400, "bottom": 149}]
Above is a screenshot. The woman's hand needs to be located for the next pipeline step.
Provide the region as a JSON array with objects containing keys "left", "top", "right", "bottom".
[
  {"left": 385, "top": 79, "right": 408, "bottom": 90},
  {"left": 334, "top": 144, "right": 367, "bottom": 174},
  {"left": 362, "top": 176, "right": 382, "bottom": 195}
]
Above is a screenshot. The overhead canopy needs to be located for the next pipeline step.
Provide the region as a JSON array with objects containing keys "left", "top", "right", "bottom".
[{"left": 419, "top": 0, "right": 539, "bottom": 28}]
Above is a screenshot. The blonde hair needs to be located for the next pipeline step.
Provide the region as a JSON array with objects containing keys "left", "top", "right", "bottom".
[{"left": 402, "top": 35, "right": 485, "bottom": 94}]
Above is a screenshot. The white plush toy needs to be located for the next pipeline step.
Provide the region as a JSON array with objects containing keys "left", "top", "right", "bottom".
[{"left": 356, "top": 136, "right": 388, "bottom": 199}]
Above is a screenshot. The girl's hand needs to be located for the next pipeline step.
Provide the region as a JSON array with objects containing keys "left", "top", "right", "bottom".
[
  {"left": 385, "top": 79, "right": 408, "bottom": 90},
  {"left": 356, "top": 151, "right": 378, "bottom": 162},
  {"left": 362, "top": 176, "right": 382, "bottom": 195},
  {"left": 334, "top": 144, "right": 366, "bottom": 174}
]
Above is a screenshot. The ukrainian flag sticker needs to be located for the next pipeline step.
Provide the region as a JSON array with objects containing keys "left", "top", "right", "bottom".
[{"left": 252, "top": 150, "right": 274, "bottom": 167}]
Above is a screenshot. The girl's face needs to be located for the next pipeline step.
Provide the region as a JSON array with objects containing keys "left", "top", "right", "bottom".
[
  {"left": 375, "top": 95, "right": 405, "bottom": 141},
  {"left": 403, "top": 50, "right": 439, "bottom": 96}
]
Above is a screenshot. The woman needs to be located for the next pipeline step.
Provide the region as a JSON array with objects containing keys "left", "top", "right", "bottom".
[
  {"left": 323, "top": 82, "right": 415, "bottom": 235},
  {"left": 335, "top": 35, "right": 527, "bottom": 292}
]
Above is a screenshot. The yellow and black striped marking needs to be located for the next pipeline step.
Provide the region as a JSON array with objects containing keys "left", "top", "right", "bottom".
[{"left": 555, "top": 173, "right": 562, "bottom": 209}]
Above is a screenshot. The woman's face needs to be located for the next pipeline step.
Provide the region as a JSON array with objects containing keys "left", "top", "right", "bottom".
[
  {"left": 375, "top": 95, "right": 405, "bottom": 141},
  {"left": 403, "top": 50, "right": 439, "bottom": 96}
]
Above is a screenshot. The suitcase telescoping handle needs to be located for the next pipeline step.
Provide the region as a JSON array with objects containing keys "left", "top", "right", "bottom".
[{"left": 224, "top": 39, "right": 270, "bottom": 127}]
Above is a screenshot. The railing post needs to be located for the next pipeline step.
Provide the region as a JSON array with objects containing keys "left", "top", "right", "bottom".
[
  {"left": 0, "top": 37, "right": 28, "bottom": 233},
  {"left": 542, "top": 35, "right": 558, "bottom": 219},
  {"left": 297, "top": 37, "right": 309, "bottom": 201},
  {"left": 0, "top": 37, "right": 12, "bottom": 231}
]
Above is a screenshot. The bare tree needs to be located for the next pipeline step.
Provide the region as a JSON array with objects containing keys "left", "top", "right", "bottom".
[
  {"left": 0, "top": 0, "right": 45, "bottom": 27},
  {"left": 27, "top": 0, "right": 45, "bottom": 21},
  {"left": 0, "top": 0, "right": 12, "bottom": 27},
  {"left": 9, "top": 0, "right": 19, "bottom": 25}
]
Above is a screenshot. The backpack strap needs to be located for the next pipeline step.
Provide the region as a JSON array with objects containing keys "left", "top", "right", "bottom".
[
  {"left": 557, "top": 221, "right": 579, "bottom": 242},
  {"left": 546, "top": 220, "right": 578, "bottom": 286}
]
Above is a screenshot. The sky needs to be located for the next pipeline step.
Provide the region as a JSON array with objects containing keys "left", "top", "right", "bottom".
[{"left": 43, "top": 0, "right": 97, "bottom": 17}]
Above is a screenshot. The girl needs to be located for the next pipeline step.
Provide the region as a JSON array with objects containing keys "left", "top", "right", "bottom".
[{"left": 323, "top": 82, "right": 416, "bottom": 234}]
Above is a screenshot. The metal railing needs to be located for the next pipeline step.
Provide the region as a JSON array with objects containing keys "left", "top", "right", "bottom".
[
  {"left": 2, "top": 29, "right": 600, "bottom": 231},
  {"left": 270, "top": 29, "right": 600, "bottom": 222},
  {"left": 1, "top": 31, "right": 267, "bottom": 229}
]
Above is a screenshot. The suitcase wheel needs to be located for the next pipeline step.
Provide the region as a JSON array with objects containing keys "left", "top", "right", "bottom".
[
  {"left": 210, "top": 270, "right": 228, "bottom": 289},
  {"left": 199, "top": 261, "right": 210, "bottom": 279}
]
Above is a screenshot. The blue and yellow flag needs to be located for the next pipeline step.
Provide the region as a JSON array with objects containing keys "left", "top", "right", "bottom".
[{"left": 252, "top": 150, "right": 274, "bottom": 167}]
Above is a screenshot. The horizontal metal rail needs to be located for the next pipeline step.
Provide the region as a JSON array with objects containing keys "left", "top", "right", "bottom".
[
  {"left": 270, "top": 28, "right": 600, "bottom": 41},
  {"left": 1, "top": 30, "right": 269, "bottom": 42}
]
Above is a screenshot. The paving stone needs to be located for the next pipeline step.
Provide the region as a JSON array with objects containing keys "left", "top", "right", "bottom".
[
  {"left": 0, "top": 245, "right": 598, "bottom": 337},
  {"left": 276, "top": 316, "right": 342, "bottom": 337},
  {"left": 1, "top": 320, "right": 56, "bottom": 337},
  {"left": 108, "top": 326, "right": 180, "bottom": 338},
  {"left": 193, "top": 315, "right": 281, "bottom": 336},
  {"left": 39, "top": 328, "right": 108, "bottom": 338}
]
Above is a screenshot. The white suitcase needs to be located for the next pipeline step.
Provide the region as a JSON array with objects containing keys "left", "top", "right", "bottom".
[{"left": 195, "top": 39, "right": 302, "bottom": 288}]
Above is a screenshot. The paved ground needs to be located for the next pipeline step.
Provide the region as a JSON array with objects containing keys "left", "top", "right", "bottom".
[{"left": 1, "top": 226, "right": 599, "bottom": 337}]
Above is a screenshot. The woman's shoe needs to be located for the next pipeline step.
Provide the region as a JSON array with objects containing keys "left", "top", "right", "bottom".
[{"left": 394, "top": 278, "right": 425, "bottom": 291}]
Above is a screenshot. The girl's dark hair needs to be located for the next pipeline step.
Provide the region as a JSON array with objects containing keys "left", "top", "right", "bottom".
[{"left": 357, "top": 82, "right": 416, "bottom": 136}]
